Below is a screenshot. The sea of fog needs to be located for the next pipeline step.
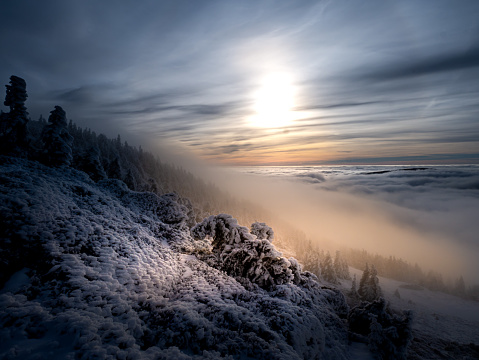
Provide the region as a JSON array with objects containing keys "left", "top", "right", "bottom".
[{"left": 226, "top": 165, "right": 479, "bottom": 284}]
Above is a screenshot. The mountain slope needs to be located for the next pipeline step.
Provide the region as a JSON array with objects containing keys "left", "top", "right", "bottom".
[{"left": 0, "top": 157, "right": 349, "bottom": 359}]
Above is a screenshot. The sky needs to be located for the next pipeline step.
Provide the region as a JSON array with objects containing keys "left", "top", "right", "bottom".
[{"left": 1, "top": 0, "right": 479, "bottom": 165}]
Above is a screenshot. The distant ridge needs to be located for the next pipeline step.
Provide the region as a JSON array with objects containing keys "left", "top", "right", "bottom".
[{"left": 363, "top": 167, "right": 430, "bottom": 175}]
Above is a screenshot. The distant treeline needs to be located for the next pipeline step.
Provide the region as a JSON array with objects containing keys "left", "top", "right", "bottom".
[{"left": 342, "top": 248, "right": 478, "bottom": 300}]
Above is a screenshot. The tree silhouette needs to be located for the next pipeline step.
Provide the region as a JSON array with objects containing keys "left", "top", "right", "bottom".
[
  {"left": 41, "top": 106, "right": 73, "bottom": 166},
  {"left": 0, "top": 75, "right": 29, "bottom": 155}
]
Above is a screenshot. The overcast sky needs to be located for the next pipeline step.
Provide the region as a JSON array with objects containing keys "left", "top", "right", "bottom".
[{"left": 1, "top": 0, "right": 478, "bottom": 165}]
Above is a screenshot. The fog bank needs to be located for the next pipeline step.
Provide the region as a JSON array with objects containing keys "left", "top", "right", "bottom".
[{"left": 198, "top": 165, "right": 479, "bottom": 284}]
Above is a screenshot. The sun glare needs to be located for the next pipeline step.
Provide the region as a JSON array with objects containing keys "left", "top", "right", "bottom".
[{"left": 251, "top": 73, "right": 295, "bottom": 128}]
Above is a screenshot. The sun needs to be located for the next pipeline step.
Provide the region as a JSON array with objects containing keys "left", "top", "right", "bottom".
[{"left": 251, "top": 73, "right": 295, "bottom": 128}]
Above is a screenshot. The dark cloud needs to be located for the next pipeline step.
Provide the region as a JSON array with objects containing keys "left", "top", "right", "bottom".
[
  {"left": 321, "top": 153, "right": 479, "bottom": 165},
  {"left": 294, "top": 100, "right": 386, "bottom": 111},
  {"left": 363, "top": 44, "right": 479, "bottom": 80},
  {"left": 54, "top": 84, "right": 117, "bottom": 104},
  {"left": 216, "top": 143, "right": 254, "bottom": 154}
]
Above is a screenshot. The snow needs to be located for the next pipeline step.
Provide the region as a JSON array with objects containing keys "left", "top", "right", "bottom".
[
  {"left": 377, "top": 272, "right": 479, "bottom": 345},
  {"left": 0, "top": 157, "right": 351, "bottom": 359},
  {"left": 342, "top": 267, "right": 479, "bottom": 358},
  {"left": 348, "top": 342, "right": 374, "bottom": 360},
  {"left": 0, "top": 268, "right": 30, "bottom": 295}
]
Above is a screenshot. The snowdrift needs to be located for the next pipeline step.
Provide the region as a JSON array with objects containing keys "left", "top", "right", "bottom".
[{"left": 0, "top": 157, "right": 349, "bottom": 359}]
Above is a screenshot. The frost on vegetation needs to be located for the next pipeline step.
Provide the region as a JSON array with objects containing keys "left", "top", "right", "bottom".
[
  {"left": 348, "top": 298, "right": 413, "bottom": 359},
  {"left": 41, "top": 106, "right": 73, "bottom": 167},
  {"left": 191, "top": 214, "right": 301, "bottom": 289},
  {"left": 250, "top": 221, "right": 274, "bottom": 242},
  {"left": 0, "top": 76, "right": 29, "bottom": 156},
  {"left": 0, "top": 157, "right": 350, "bottom": 359},
  {"left": 358, "top": 263, "right": 382, "bottom": 302}
]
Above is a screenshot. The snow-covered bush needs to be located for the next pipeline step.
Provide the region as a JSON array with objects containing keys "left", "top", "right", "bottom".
[
  {"left": 250, "top": 222, "right": 274, "bottom": 242},
  {"left": 178, "top": 196, "right": 197, "bottom": 228},
  {"left": 191, "top": 214, "right": 300, "bottom": 289}
]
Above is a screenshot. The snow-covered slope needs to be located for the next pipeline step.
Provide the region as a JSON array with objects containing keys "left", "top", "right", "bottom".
[
  {"left": 343, "top": 268, "right": 479, "bottom": 359},
  {"left": 0, "top": 157, "right": 350, "bottom": 359}
]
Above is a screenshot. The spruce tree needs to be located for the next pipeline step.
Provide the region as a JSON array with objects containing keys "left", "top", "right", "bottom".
[
  {"left": 41, "top": 106, "right": 73, "bottom": 166},
  {"left": 124, "top": 169, "right": 137, "bottom": 190},
  {"left": 350, "top": 274, "right": 359, "bottom": 299},
  {"left": 334, "top": 251, "right": 342, "bottom": 277},
  {"left": 366, "top": 265, "right": 382, "bottom": 301},
  {"left": 76, "top": 146, "right": 107, "bottom": 182},
  {"left": 358, "top": 263, "right": 370, "bottom": 300},
  {"left": 321, "top": 252, "right": 338, "bottom": 284},
  {"left": 334, "top": 250, "right": 351, "bottom": 280},
  {"left": 0, "top": 75, "right": 29, "bottom": 155},
  {"left": 301, "top": 242, "right": 321, "bottom": 277},
  {"left": 107, "top": 157, "right": 122, "bottom": 179}
]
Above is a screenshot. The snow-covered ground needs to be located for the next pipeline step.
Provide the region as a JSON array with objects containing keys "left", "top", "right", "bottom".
[
  {"left": 0, "top": 157, "right": 350, "bottom": 359},
  {"left": 2, "top": 156, "right": 477, "bottom": 359},
  {"left": 341, "top": 267, "right": 479, "bottom": 359}
]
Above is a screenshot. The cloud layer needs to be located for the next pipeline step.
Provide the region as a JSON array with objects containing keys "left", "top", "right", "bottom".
[{"left": 223, "top": 165, "right": 479, "bottom": 283}]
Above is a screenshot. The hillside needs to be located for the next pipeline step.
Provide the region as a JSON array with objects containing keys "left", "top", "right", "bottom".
[
  {"left": 0, "top": 156, "right": 350, "bottom": 359},
  {"left": 340, "top": 268, "right": 479, "bottom": 359}
]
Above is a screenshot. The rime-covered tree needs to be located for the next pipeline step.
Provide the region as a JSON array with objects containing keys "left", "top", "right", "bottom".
[
  {"left": 300, "top": 240, "right": 323, "bottom": 277},
  {"left": 143, "top": 177, "right": 160, "bottom": 193},
  {"left": 178, "top": 196, "right": 196, "bottom": 228},
  {"left": 367, "top": 265, "right": 382, "bottom": 301},
  {"left": 41, "top": 106, "right": 73, "bottom": 166},
  {"left": 192, "top": 214, "right": 301, "bottom": 289},
  {"left": 321, "top": 252, "right": 338, "bottom": 284},
  {"left": 334, "top": 250, "right": 350, "bottom": 280},
  {"left": 350, "top": 274, "right": 359, "bottom": 299},
  {"left": 250, "top": 222, "right": 274, "bottom": 242},
  {"left": 75, "top": 146, "right": 107, "bottom": 182},
  {"left": 5, "top": 76, "right": 28, "bottom": 116},
  {"left": 358, "top": 264, "right": 381, "bottom": 302},
  {"left": 358, "top": 263, "right": 370, "bottom": 300},
  {"left": 124, "top": 169, "right": 137, "bottom": 190},
  {"left": 107, "top": 157, "right": 122, "bottom": 179},
  {"left": 0, "top": 75, "right": 29, "bottom": 155},
  {"left": 349, "top": 298, "right": 413, "bottom": 359}
]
